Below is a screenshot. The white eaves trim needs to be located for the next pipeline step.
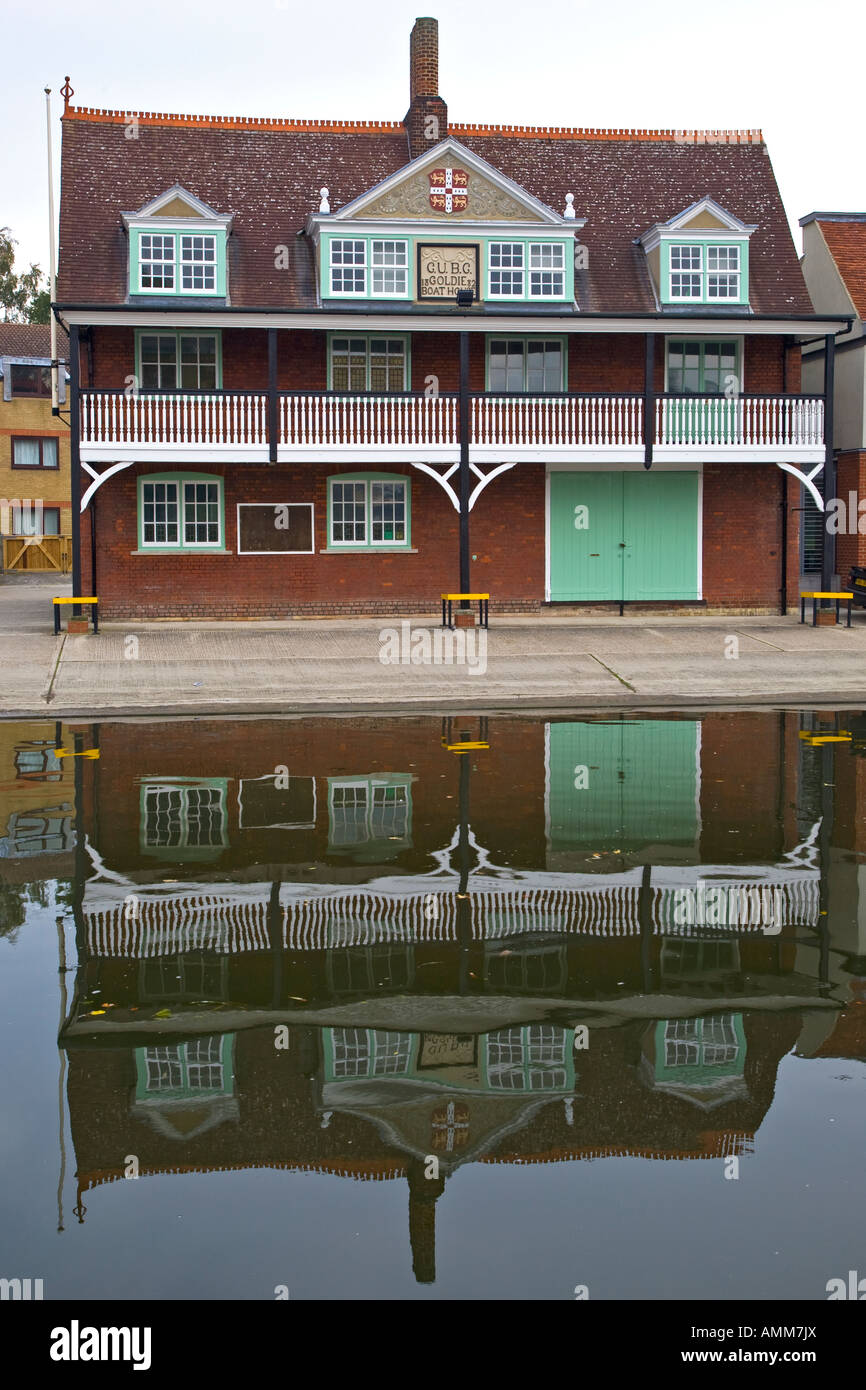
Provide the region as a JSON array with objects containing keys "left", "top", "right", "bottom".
[{"left": 58, "top": 308, "right": 850, "bottom": 338}]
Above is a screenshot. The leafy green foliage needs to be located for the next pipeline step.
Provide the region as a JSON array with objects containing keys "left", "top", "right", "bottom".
[{"left": 0, "top": 226, "right": 50, "bottom": 322}]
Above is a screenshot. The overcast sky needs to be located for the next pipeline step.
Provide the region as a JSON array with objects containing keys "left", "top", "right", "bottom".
[{"left": 1, "top": 0, "right": 861, "bottom": 284}]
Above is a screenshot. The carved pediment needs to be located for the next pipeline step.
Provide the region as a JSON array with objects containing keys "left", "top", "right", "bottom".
[{"left": 360, "top": 163, "right": 546, "bottom": 222}]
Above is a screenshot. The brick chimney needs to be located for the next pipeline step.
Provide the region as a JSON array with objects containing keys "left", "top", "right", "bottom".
[{"left": 404, "top": 16, "right": 447, "bottom": 160}]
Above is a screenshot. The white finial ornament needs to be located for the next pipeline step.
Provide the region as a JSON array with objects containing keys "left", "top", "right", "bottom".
[
  {"left": 564, "top": 192, "right": 576, "bottom": 220},
  {"left": 319, "top": 187, "right": 330, "bottom": 213}
]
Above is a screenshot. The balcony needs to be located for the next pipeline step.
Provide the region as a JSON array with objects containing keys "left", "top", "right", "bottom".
[{"left": 79, "top": 389, "right": 826, "bottom": 466}]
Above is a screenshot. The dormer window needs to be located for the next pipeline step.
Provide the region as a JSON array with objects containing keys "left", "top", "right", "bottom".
[
  {"left": 139, "top": 234, "right": 175, "bottom": 291},
  {"left": 669, "top": 243, "right": 741, "bottom": 300},
  {"left": 669, "top": 245, "right": 703, "bottom": 299},
  {"left": 328, "top": 238, "right": 409, "bottom": 298},
  {"left": 371, "top": 240, "right": 408, "bottom": 295},
  {"left": 489, "top": 242, "right": 524, "bottom": 296},
  {"left": 180, "top": 234, "right": 218, "bottom": 292},
  {"left": 706, "top": 245, "right": 740, "bottom": 298},
  {"left": 135, "top": 230, "right": 221, "bottom": 295},
  {"left": 123, "top": 187, "right": 232, "bottom": 299},
  {"left": 308, "top": 136, "right": 581, "bottom": 307},
  {"left": 529, "top": 243, "right": 566, "bottom": 297},
  {"left": 639, "top": 198, "right": 755, "bottom": 309},
  {"left": 488, "top": 241, "right": 568, "bottom": 300},
  {"left": 330, "top": 239, "right": 367, "bottom": 295}
]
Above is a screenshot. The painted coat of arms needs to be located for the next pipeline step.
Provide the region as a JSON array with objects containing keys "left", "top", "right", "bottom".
[{"left": 429, "top": 167, "right": 469, "bottom": 213}]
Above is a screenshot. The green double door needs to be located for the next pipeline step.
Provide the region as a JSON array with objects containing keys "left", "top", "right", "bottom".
[
  {"left": 547, "top": 719, "right": 699, "bottom": 854},
  {"left": 549, "top": 470, "right": 699, "bottom": 602}
]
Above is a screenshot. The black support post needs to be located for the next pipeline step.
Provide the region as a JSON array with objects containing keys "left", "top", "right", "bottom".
[
  {"left": 821, "top": 333, "right": 836, "bottom": 598},
  {"left": 268, "top": 879, "right": 283, "bottom": 1008},
  {"left": 69, "top": 324, "right": 82, "bottom": 615},
  {"left": 643, "top": 332, "right": 655, "bottom": 470},
  {"left": 457, "top": 747, "right": 472, "bottom": 994},
  {"left": 458, "top": 331, "right": 470, "bottom": 602},
  {"left": 780, "top": 469, "right": 788, "bottom": 616},
  {"left": 89, "top": 497, "right": 98, "bottom": 601},
  {"left": 267, "top": 328, "right": 278, "bottom": 465}
]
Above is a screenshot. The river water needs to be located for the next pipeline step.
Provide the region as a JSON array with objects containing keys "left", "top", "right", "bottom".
[{"left": 0, "top": 710, "right": 863, "bottom": 1299}]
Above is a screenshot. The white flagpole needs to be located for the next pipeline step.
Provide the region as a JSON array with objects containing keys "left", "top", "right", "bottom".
[{"left": 45, "top": 86, "right": 58, "bottom": 412}]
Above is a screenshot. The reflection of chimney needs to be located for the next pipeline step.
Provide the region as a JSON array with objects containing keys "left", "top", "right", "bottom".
[
  {"left": 404, "top": 17, "right": 448, "bottom": 160},
  {"left": 407, "top": 1159, "right": 445, "bottom": 1284}
]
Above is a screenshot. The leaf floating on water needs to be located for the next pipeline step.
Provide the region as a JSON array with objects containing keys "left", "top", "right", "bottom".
[
  {"left": 153, "top": 1008, "right": 172, "bottom": 1019},
  {"left": 89, "top": 1009, "right": 106, "bottom": 1016}
]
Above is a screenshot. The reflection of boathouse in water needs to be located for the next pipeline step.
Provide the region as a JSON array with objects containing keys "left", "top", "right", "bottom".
[{"left": 57, "top": 712, "right": 865, "bottom": 1281}]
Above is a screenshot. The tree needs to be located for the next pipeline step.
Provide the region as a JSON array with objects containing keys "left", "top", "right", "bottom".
[{"left": 0, "top": 226, "right": 50, "bottom": 322}]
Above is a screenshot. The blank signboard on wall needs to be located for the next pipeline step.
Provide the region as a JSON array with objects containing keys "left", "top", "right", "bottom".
[{"left": 236, "top": 503, "right": 314, "bottom": 554}]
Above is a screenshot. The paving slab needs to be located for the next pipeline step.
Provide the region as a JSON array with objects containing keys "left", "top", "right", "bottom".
[{"left": 3, "top": 575, "right": 866, "bottom": 717}]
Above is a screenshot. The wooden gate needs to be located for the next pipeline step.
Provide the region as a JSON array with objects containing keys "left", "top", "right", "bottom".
[{"left": 2, "top": 535, "right": 72, "bottom": 572}]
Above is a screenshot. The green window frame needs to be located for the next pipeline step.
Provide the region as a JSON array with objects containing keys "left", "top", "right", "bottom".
[
  {"left": 661, "top": 239, "right": 749, "bottom": 305},
  {"left": 653, "top": 1014, "right": 746, "bottom": 1084},
  {"left": 325, "top": 236, "right": 411, "bottom": 299},
  {"left": 481, "top": 1024, "right": 576, "bottom": 1092},
  {"left": 326, "top": 472, "right": 411, "bottom": 550},
  {"left": 666, "top": 339, "right": 741, "bottom": 394},
  {"left": 486, "top": 240, "right": 571, "bottom": 301},
  {"left": 139, "top": 776, "right": 229, "bottom": 857},
  {"left": 137, "top": 473, "right": 226, "bottom": 553},
  {"left": 327, "top": 335, "right": 410, "bottom": 391},
  {"left": 486, "top": 336, "right": 567, "bottom": 392},
  {"left": 134, "top": 1035, "right": 235, "bottom": 1101},
  {"left": 129, "top": 226, "right": 227, "bottom": 297},
  {"left": 323, "top": 1028, "right": 418, "bottom": 1081},
  {"left": 135, "top": 331, "right": 222, "bottom": 390},
  {"left": 327, "top": 773, "right": 414, "bottom": 850}
]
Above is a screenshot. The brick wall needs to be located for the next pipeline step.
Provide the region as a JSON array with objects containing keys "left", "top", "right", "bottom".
[
  {"left": 702, "top": 461, "right": 797, "bottom": 609},
  {"left": 83, "top": 328, "right": 796, "bottom": 395},
  {"left": 834, "top": 450, "right": 866, "bottom": 578},
  {"left": 79, "top": 328, "right": 803, "bottom": 615},
  {"left": 86, "top": 715, "right": 547, "bottom": 874},
  {"left": 85, "top": 457, "right": 545, "bottom": 618},
  {"left": 86, "top": 456, "right": 794, "bottom": 618}
]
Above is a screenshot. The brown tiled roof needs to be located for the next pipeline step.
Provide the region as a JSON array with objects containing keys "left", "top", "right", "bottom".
[
  {"left": 0, "top": 322, "right": 68, "bottom": 359},
  {"left": 817, "top": 219, "right": 866, "bottom": 319},
  {"left": 57, "top": 106, "right": 811, "bottom": 314}
]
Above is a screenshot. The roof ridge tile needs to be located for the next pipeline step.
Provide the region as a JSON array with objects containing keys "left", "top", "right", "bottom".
[{"left": 61, "top": 102, "right": 763, "bottom": 145}]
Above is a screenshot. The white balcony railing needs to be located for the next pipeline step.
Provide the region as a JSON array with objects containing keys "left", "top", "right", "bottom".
[
  {"left": 79, "top": 390, "right": 825, "bottom": 459},
  {"left": 279, "top": 392, "right": 458, "bottom": 447},
  {"left": 655, "top": 394, "right": 824, "bottom": 449},
  {"left": 472, "top": 395, "right": 644, "bottom": 448},
  {"left": 80, "top": 391, "right": 268, "bottom": 447}
]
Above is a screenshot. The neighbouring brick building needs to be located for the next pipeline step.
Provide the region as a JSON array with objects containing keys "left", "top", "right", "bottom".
[
  {"left": 0, "top": 323, "right": 71, "bottom": 573},
  {"left": 55, "top": 17, "right": 850, "bottom": 619},
  {"left": 800, "top": 212, "right": 866, "bottom": 584}
]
